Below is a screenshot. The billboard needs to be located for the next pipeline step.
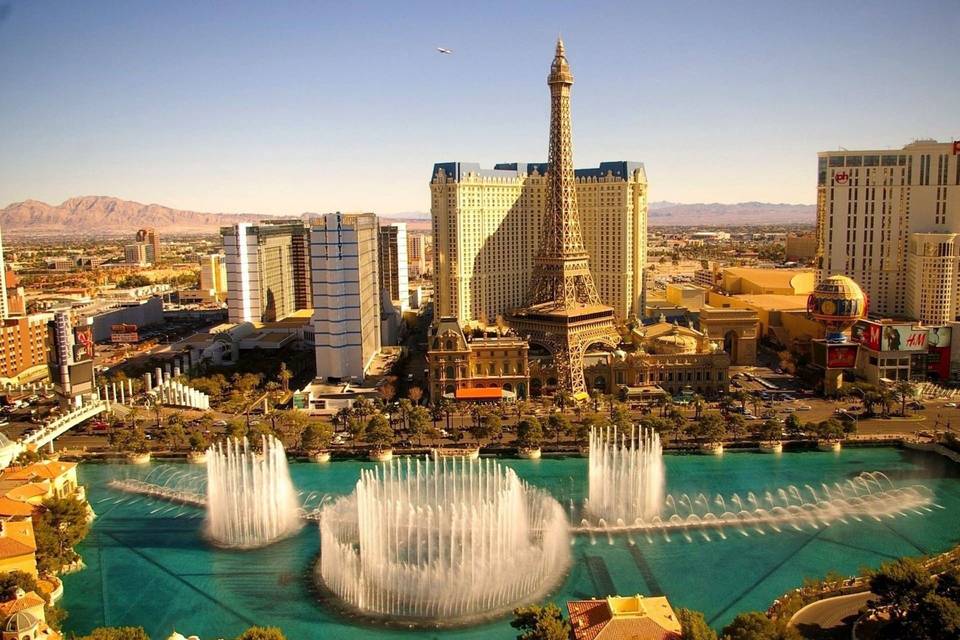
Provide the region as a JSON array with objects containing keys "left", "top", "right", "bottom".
[
  {"left": 811, "top": 341, "right": 859, "bottom": 369},
  {"left": 111, "top": 323, "right": 139, "bottom": 344},
  {"left": 826, "top": 343, "right": 859, "bottom": 368},
  {"left": 73, "top": 325, "right": 95, "bottom": 361},
  {"left": 852, "top": 321, "right": 944, "bottom": 352}
]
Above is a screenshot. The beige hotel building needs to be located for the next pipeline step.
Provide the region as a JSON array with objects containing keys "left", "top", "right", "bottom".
[
  {"left": 816, "top": 139, "right": 960, "bottom": 323},
  {"left": 431, "top": 161, "right": 647, "bottom": 324}
]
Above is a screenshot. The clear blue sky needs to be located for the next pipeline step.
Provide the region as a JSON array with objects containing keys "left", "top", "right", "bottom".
[{"left": 0, "top": 1, "right": 957, "bottom": 215}]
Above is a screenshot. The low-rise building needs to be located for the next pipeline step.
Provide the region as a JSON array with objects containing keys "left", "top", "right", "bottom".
[
  {"left": 785, "top": 233, "right": 817, "bottom": 262},
  {"left": 0, "top": 588, "right": 62, "bottom": 640},
  {"left": 581, "top": 321, "right": 730, "bottom": 398},
  {"left": 567, "top": 594, "right": 682, "bottom": 640},
  {"left": 0, "top": 461, "right": 79, "bottom": 500},
  {"left": 0, "top": 519, "right": 38, "bottom": 577},
  {"left": 427, "top": 317, "right": 529, "bottom": 402}
]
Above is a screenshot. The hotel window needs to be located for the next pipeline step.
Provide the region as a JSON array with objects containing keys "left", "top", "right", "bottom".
[
  {"left": 846, "top": 156, "right": 862, "bottom": 167},
  {"left": 829, "top": 156, "right": 844, "bottom": 167}
]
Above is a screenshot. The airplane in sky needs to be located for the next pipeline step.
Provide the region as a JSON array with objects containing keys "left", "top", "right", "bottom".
[{"left": 436, "top": 47, "right": 453, "bottom": 55}]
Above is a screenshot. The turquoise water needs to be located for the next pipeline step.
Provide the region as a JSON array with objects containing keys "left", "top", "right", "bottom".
[{"left": 62, "top": 448, "right": 960, "bottom": 639}]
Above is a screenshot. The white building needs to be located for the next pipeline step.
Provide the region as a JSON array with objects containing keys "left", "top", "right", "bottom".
[
  {"left": 311, "top": 213, "right": 381, "bottom": 381},
  {"left": 124, "top": 243, "right": 150, "bottom": 266},
  {"left": 221, "top": 221, "right": 311, "bottom": 323},
  {"left": 817, "top": 139, "right": 960, "bottom": 322},
  {"left": 431, "top": 161, "right": 648, "bottom": 323}
]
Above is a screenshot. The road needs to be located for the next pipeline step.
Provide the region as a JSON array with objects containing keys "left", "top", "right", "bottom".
[{"left": 790, "top": 591, "right": 873, "bottom": 639}]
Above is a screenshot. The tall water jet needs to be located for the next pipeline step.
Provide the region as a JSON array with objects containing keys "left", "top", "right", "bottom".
[
  {"left": 316, "top": 455, "right": 570, "bottom": 626},
  {"left": 205, "top": 436, "right": 300, "bottom": 548},
  {"left": 586, "top": 425, "right": 664, "bottom": 524}
]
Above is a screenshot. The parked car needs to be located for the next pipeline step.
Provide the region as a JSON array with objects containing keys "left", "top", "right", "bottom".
[
  {"left": 796, "top": 405, "right": 812, "bottom": 411},
  {"left": 946, "top": 402, "right": 958, "bottom": 408}
]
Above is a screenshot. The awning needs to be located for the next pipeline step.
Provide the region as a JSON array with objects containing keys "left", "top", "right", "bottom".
[{"left": 454, "top": 388, "right": 503, "bottom": 400}]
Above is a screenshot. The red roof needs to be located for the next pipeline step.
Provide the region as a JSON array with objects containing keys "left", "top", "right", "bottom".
[
  {"left": 454, "top": 388, "right": 502, "bottom": 400},
  {"left": 567, "top": 599, "right": 682, "bottom": 640}
]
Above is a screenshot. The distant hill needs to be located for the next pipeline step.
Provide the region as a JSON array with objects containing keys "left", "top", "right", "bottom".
[
  {"left": 648, "top": 201, "right": 815, "bottom": 226},
  {"left": 0, "top": 196, "right": 274, "bottom": 236},
  {"left": 0, "top": 196, "right": 812, "bottom": 237}
]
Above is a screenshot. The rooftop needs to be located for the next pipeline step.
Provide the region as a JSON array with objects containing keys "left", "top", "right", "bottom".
[{"left": 567, "top": 595, "right": 682, "bottom": 640}]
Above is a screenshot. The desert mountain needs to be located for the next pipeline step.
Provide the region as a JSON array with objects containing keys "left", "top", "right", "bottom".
[{"left": 648, "top": 201, "right": 815, "bottom": 226}]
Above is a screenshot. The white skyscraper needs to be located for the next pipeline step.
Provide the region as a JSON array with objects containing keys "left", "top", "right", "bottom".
[
  {"left": 311, "top": 213, "right": 382, "bottom": 381},
  {"left": 817, "top": 139, "right": 960, "bottom": 322},
  {"left": 0, "top": 225, "right": 8, "bottom": 320}
]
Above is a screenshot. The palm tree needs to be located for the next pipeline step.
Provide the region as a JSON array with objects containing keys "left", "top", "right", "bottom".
[
  {"left": 277, "top": 362, "right": 292, "bottom": 393},
  {"left": 407, "top": 386, "right": 423, "bottom": 405},
  {"left": 397, "top": 398, "right": 413, "bottom": 432},
  {"left": 893, "top": 380, "right": 916, "bottom": 416},
  {"left": 692, "top": 394, "right": 705, "bottom": 420}
]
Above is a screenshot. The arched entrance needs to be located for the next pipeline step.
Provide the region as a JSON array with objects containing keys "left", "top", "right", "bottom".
[{"left": 724, "top": 330, "right": 739, "bottom": 363}]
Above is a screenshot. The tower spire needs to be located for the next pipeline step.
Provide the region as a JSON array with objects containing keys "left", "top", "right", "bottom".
[
  {"left": 527, "top": 36, "right": 600, "bottom": 308},
  {"left": 510, "top": 40, "right": 619, "bottom": 396}
]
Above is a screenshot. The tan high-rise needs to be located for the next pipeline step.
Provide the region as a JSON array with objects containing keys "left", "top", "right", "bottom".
[{"left": 816, "top": 140, "right": 960, "bottom": 323}]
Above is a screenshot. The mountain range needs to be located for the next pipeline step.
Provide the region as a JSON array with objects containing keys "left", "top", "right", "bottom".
[
  {"left": 0, "top": 196, "right": 813, "bottom": 237},
  {"left": 647, "top": 200, "right": 815, "bottom": 226}
]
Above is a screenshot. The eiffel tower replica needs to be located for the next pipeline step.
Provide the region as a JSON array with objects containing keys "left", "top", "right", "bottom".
[{"left": 510, "top": 39, "right": 620, "bottom": 396}]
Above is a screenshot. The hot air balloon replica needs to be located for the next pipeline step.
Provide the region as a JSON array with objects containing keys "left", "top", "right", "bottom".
[{"left": 807, "top": 275, "right": 868, "bottom": 394}]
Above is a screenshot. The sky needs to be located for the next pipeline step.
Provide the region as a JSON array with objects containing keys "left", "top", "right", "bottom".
[{"left": 0, "top": 1, "right": 957, "bottom": 215}]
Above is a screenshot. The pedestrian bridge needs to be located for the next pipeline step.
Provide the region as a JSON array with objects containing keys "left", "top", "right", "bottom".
[{"left": 20, "top": 401, "right": 108, "bottom": 451}]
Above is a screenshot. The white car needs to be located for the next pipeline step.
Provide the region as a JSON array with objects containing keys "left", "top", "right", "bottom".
[
  {"left": 946, "top": 402, "right": 958, "bottom": 408},
  {"left": 797, "top": 405, "right": 812, "bottom": 411}
]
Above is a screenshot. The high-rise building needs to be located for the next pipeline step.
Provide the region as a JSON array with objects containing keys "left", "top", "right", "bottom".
[
  {"left": 124, "top": 243, "right": 150, "bottom": 266},
  {"left": 378, "top": 223, "right": 409, "bottom": 311},
  {"left": 0, "top": 226, "right": 8, "bottom": 320},
  {"left": 199, "top": 253, "right": 228, "bottom": 301},
  {"left": 0, "top": 314, "right": 51, "bottom": 384},
  {"left": 508, "top": 39, "right": 620, "bottom": 395},
  {"left": 310, "top": 213, "right": 381, "bottom": 381},
  {"left": 816, "top": 139, "right": 960, "bottom": 322},
  {"left": 407, "top": 232, "right": 429, "bottom": 278},
  {"left": 905, "top": 233, "right": 958, "bottom": 324},
  {"left": 221, "top": 221, "right": 312, "bottom": 323},
  {"left": 47, "top": 311, "right": 96, "bottom": 407},
  {"left": 136, "top": 228, "right": 161, "bottom": 263},
  {"left": 431, "top": 160, "right": 647, "bottom": 323}
]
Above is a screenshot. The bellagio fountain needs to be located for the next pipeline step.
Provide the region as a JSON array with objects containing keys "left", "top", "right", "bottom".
[{"left": 315, "top": 455, "right": 571, "bottom": 626}]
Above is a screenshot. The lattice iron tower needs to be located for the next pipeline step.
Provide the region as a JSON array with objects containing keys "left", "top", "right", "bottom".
[{"left": 510, "top": 39, "right": 620, "bottom": 396}]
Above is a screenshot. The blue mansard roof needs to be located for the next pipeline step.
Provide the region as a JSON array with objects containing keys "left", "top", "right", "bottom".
[{"left": 431, "top": 161, "right": 645, "bottom": 182}]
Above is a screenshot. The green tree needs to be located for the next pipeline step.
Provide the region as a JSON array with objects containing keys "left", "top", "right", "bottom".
[
  {"left": 80, "top": 628, "right": 150, "bottom": 640},
  {"left": 407, "top": 406, "right": 431, "bottom": 446},
  {"left": 300, "top": 422, "right": 333, "bottom": 453},
  {"left": 868, "top": 557, "right": 936, "bottom": 622},
  {"left": 234, "top": 627, "right": 286, "bottom": 640},
  {"left": 187, "top": 428, "right": 209, "bottom": 452},
  {"left": 610, "top": 402, "right": 631, "bottom": 430},
  {"left": 759, "top": 418, "right": 781, "bottom": 442},
  {"left": 365, "top": 414, "right": 394, "bottom": 451},
  {"left": 815, "top": 418, "right": 845, "bottom": 441},
  {"left": 784, "top": 413, "right": 802, "bottom": 436},
  {"left": 908, "top": 593, "right": 960, "bottom": 640},
  {"left": 117, "top": 274, "right": 151, "bottom": 288},
  {"left": 0, "top": 570, "right": 40, "bottom": 600},
  {"left": 225, "top": 418, "right": 247, "bottom": 441},
  {"left": 726, "top": 413, "right": 747, "bottom": 441},
  {"left": 510, "top": 603, "right": 571, "bottom": 640},
  {"left": 516, "top": 417, "right": 544, "bottom": 449},
  {"left": 545, "top": 413, "right": 571, "bottom": 446},
  {"left": 722, "top": 611, "right": 800, "bottom": 640},
  {"left": 472, "top": 412, "right": 502, "bottom": 444},
  {"left": 689, "top": 412, "right": 726, "bottom": 444},
  {"left": 677, "top": 608, "right": 717, "bottom": 640},
  {"left": 34, "top": 495, "right": 91, "bottom": 573}
]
